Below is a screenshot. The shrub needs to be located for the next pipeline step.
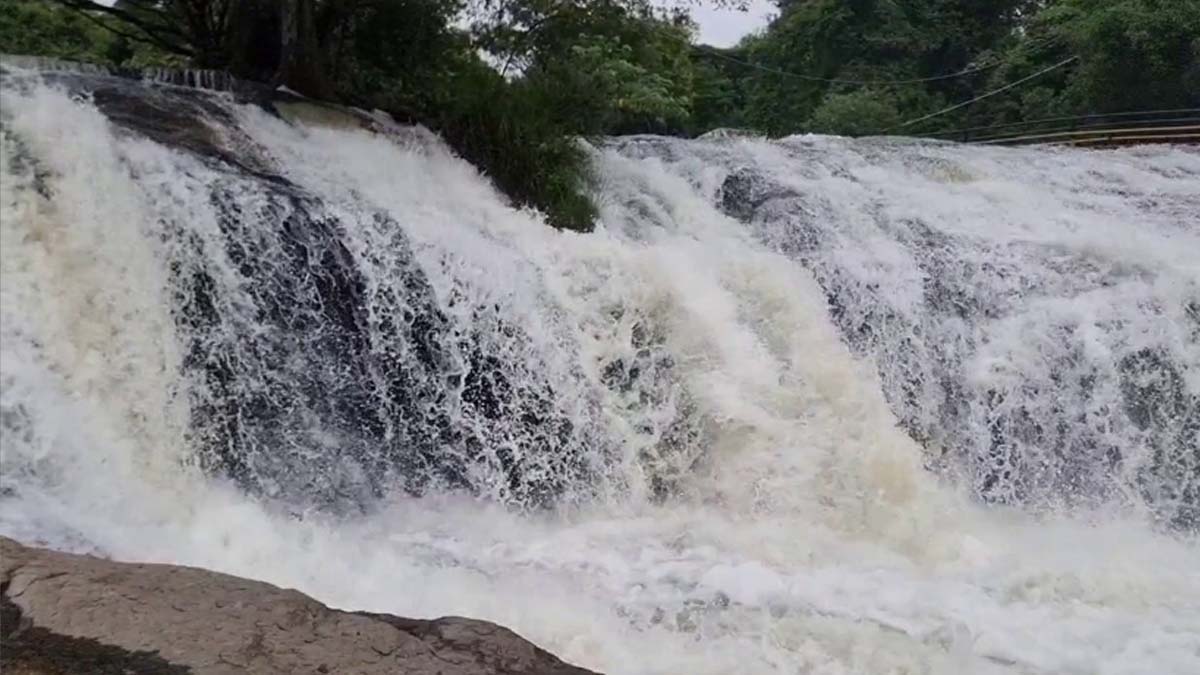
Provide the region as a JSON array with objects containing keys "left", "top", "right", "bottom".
[
  {"left": 807, "top": 89, "right": 901, "bottom": 136},
  {"left": 428, "top": 64, "right": 598, "bottom": 232}
]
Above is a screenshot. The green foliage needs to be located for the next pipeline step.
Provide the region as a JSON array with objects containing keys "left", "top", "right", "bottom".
[
  {"left": 807, "top": 89, "right": 900, "bottom": 136},
  {"left": 1044, "top": 0, "right": 1200, "bottom": 112},
  {"left": 698, "top": 0, "right": 1199, "bottom": 138},
  {"left": 555, "top": 34, "right": 690, "bottom": 131},
  {"left": 427, "top": 61, "right": 599, "bottom": 231},
  {"left": 0, "top": 0, "right": 106, "bottom": 61},
  {"left": 4, "top": 0, "right": 603, "bottom": 231},
  {"left": 687, "top": 52, "right": 746, "bottom": 134},
  {"left": 476, "top": 0, "right": 696, "bottom": 135},
  {"left": 325, "top": 0, "right": 467, "bottom": 112},
  {"left": 0, "top": 0, "right": 176, "bottom": 67},
  {"left": 447, "top": 0, "right": 697, "bottom": 226},
  {"left": 729, "top": 0, "right": 1034, "bottom": 136},
  {"left": 318, "top": 0, "right": 603, "bottom": 230},
  {"left": 960, "top": 0, "right": 1200, "bottom": 129}
]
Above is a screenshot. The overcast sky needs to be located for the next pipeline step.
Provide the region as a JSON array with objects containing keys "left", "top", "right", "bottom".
[{"left": 690, "top": 1, "right": 776, "bottom": 48}]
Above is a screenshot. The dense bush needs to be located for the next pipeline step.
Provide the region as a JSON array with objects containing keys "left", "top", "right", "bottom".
[
  {"left": 425, "top": 62, "right": 599, "bottom": 231},
  {"left": 807, "top": 89, "right": 901, "bottom": 136},
  {"left": 690, "top": 0, "right": 1199, "bottom": 138},
  {"left": 1034, "top": 0, "right": 1200, "bottom": 113},
  {"left": 0, "top": 0, "right": 179, "bottom": 67}
]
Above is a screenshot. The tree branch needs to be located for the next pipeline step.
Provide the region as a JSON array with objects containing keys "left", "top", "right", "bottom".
[
  {"left": 59, "top": 2, "right": 195, "bottom": 57},
  {"left": 55, "top": 0, "right": 194, "bottom": 57}
]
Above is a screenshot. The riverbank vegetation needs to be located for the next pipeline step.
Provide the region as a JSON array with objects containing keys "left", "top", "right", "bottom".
[{"left": 2, "top": 0, "right": 1197, "bottom": 230}]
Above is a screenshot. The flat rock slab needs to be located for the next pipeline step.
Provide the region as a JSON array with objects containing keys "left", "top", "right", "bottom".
[{"left": 0, "top": 537, "right": 599, "bottom": 675}]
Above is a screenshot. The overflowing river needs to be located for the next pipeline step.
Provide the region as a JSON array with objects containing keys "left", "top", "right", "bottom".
[{"left": 2, "top": 63, "right": 1198, "bottom": 674}]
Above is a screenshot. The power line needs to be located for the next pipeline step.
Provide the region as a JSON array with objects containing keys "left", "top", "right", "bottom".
[
  {"left": 696, "top": 45, "right": 1003, "bottom": 85},
  {"left": 695, "top": 34, "right": 1063, "bottom": 87},
  {"left": 894, "top": 56, "right": 1079, "bottom": 129}
]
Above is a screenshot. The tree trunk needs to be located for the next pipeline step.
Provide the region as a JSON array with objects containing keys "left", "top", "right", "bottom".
[{"left": 275, "top": 0, "right": 332, "bottom": 99}]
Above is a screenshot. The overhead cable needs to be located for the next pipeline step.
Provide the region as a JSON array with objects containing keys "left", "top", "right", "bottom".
[
  {"left": 695, "top": 35, "right": 1062, "bottom": 87},
  {"left": 893, "top": 56, "right": 1080, "bottom": 129},
  {"left": 696, "top": 45, "right": 1003, "bottom": 85}
]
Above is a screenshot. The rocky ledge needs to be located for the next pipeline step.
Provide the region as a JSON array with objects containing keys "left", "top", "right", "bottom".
[{"left": 0, "top": 537, "right": 598, "bottom": 675}]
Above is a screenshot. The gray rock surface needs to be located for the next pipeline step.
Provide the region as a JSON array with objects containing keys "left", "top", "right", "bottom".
[{"left": 0, "top": 536, "right": 599, "bottom": 675}]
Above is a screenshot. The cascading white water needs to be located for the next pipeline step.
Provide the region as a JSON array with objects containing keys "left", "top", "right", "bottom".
[
  {"left": 2, "top": 65, "right": 1199, "bottom": 674},
  {"left": 609, "top": 132, "right": 1200, "bottom": 527}
]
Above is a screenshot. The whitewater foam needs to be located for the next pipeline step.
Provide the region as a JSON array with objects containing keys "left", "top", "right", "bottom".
[{"left": 2, "top": 69, "right": 1198, "bottom": 674}]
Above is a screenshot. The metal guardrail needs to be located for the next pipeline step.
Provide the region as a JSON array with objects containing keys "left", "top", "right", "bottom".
[{"left": 923, "top": 109, "right": 1200, "bottom": 147}]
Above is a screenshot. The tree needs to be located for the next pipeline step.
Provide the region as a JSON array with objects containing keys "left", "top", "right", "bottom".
[
  {"left": 963, "top": 0, "right": 1200, "bottom": 128},
  {"left": 472, "top": 0, "right": 697, "bottom": 134},
  {"left": 727, "top": 0, "right": 1037, "bottom": 135},
  {"left": 54, "top": 0, "right": 230, "bottom": 65},
  {"left": 687, "top": 48, "right": 747, "bottom": 134},
  {"left": 808, "top": 88, "right": 900, "bottom": 136},
  {"left": 0, "top": 0, "right": 179, "bottom": 66},
  {"left": 1040, "top": 0, "right": 1200, "bottom": 112},
  {"left": 55, "top": 0, "right": 342, "bottom": 96},
  {"left": 275, "top": 0, "right": 331, "bottom": 97}
]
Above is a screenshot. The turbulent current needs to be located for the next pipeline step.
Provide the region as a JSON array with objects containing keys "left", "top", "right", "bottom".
[{"left": 2, "top": 63, "right": 1199, "bottom": 674}]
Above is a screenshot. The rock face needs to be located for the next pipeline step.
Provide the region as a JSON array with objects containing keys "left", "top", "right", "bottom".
[{"left": 0, "top": 537, "right": 598, "bottom": 675}]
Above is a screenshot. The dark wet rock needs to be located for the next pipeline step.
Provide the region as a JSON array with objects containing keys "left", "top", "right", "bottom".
[
  {"left": 717, "top": 167, "right": 800, "bottom": 223},
  {"left": 172, "top": 129, "right": 589, "bottom": 511},
  {"left": 1120, "top": 349, "right": 1200, "bottom": 529},
  {"left": 717, "top": 168, "right": 761, "bottom": 221},
  {"left": 0, "top": 536, "right": 599, "bottom": 675},
  {"left": 92, "top": 85, "right": 253, "bottom": 167}
]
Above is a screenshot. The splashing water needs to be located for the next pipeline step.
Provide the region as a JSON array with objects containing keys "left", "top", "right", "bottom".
[
  {"left": 609, "top": 133, "right": 1200, "bottom": 527},
  {"left": 2, "top": 64, "right": 1198, "bottom": 674}
]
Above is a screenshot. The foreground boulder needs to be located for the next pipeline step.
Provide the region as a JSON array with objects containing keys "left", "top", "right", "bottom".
[{"left": 0, "top": 537, "right": 598, "bottom": 675}]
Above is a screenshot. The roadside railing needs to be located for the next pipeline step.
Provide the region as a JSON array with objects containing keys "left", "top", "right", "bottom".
[{"left": 921, "top": 109, "right": 1200, "bottom": 147}]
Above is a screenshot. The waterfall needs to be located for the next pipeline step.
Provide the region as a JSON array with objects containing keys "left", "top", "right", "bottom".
[
  {"left": 610, "top": 133, "right": 1200, "bottom": 528},
  {"left": 2, "top": 62, "right": 1198, "bottom": 674}
]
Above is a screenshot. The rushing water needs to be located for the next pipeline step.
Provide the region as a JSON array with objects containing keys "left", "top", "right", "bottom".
[{"left": 2, "top": 64, "right": 1199, "bottom": 674}]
